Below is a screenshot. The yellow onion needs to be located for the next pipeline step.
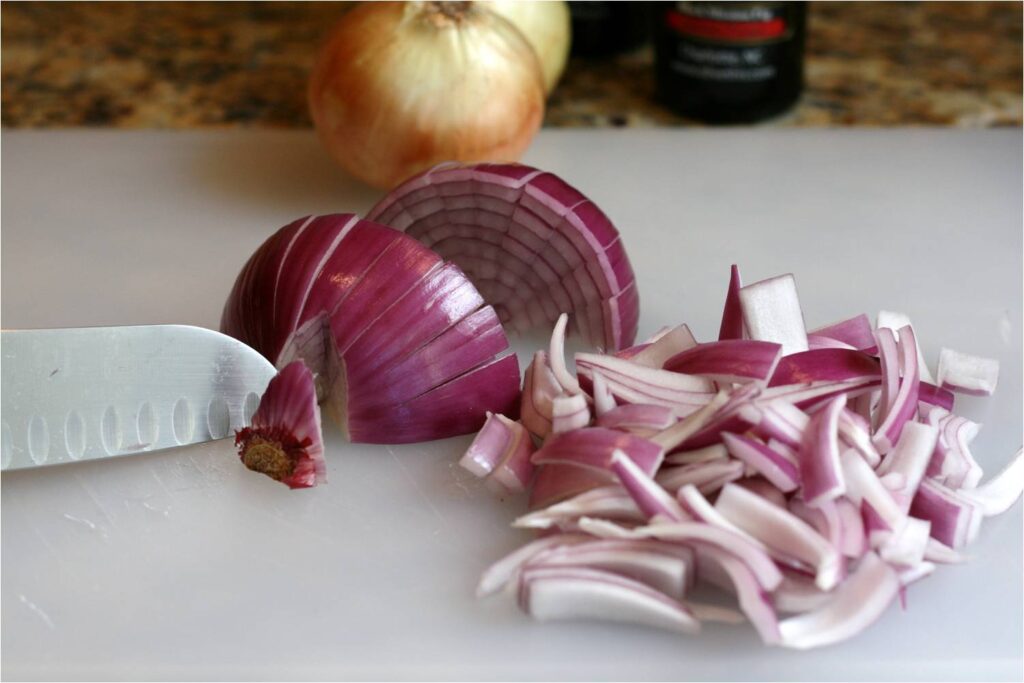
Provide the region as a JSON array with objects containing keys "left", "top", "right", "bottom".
[
  {"left": 485, "top": 1, "right": 571, "bottom": 93},
  {"left": 308, "top": 1, "right": 545, "bottom": 189}
]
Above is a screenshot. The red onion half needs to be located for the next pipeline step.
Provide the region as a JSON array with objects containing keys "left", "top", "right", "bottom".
[
  {"left": 366, "top": 163, "right": 640, "bottom": 351},
  {"left": 222, "top": 213, "right": 520, "bottom": 445}
]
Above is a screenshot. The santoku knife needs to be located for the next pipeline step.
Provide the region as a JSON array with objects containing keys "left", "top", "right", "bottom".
[{"left": 1, "top": 325, "right": 276, "bottom": 471}]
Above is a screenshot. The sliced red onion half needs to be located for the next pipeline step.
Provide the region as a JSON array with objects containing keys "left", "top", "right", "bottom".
[
  {"left": 470, "top": 267, "right": 1020, "bottom": 649},
  {"left": 365, "top": 163, "right": 640, "bottom": 351},
  {"left": 234, "top": 360, "right": 325, "bottom": 489},
  {"left": 222, "top": 214, "right": 520, "bottom": 445}
]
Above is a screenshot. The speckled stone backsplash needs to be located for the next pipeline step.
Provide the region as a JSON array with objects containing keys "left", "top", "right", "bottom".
[{"left": 2, "top": 1, "right": 1021, "bottom": 128}]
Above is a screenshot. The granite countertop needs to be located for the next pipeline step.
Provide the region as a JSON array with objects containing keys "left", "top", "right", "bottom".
[{"left": 2, "top": 1, "right": 1021, "bottom": 128}]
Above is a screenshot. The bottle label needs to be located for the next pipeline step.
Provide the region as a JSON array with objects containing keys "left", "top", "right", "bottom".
[{"left": 664, "top": 2, "right": 794, "bottom": 83}]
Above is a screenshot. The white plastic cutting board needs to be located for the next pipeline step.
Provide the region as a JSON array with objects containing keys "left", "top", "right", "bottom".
[{"left": 2, "top": 129, "right": 1021, "bottom": 681}]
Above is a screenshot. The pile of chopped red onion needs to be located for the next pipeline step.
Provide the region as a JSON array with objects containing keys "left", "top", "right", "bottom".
[{"left": 462, "top": 266, "right": 1023, "bottom": 649}]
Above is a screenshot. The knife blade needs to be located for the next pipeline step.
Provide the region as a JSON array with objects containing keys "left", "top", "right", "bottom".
[{"left": 1, "top": 325, "right": 277, "bottom": 471}]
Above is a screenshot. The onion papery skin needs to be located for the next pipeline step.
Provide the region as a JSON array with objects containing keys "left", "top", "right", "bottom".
[
  {"left": 222, "top": 213, "right": 520, "bottom": 444},
  {"left": 366, "top": 162, "right": 640, "bottom": 351}
]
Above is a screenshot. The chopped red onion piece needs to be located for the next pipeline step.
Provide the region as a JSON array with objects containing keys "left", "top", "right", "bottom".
[
  {"left": 610, "top": 450, "right": 687, "bottom": 522},
  {"left": 515, "top": 486, "right": 644, "bottom": 530},
  {"left": 923, "top": 538, "right": 967, "bottom": 564},
  {"left": 519, "top": 565, "right": 700, "bottom": 634},
  {"left": 235, "top": 360, "right": 325, "bottom": 489},
  {"left": 532, "top": 428, "right": 664, "bottom": 478},
  {"left": 665, "top": 340, "right": 783, "bottom": 384},
  {"left": 459, "top": 411, "right": 516, "bottom": 478},
  {"left": 918, "top": 381, "right": 956, "bottom": 411},
  {"left": 937, "top": 348, "right": 999, "bottom": 396},
  {"left": 778, "top": 552, "right": 899, "bottom": 650},
  {"left": 807, "top": 335, "right": 858, "bottom": 351},
  {"left": 797, "top": 395, "right": 847, "bottom": 507},
  {"left": 735, "top": 477, "right": 789, "bottom": 509},
  {"left": 773, "top": 572, "right": 834, "bottom": 614},
  {"left": 551, "top": 394, "right": 591, "bottom": 434},
  {"left": 521, "top": 351, "right": 562, "bottom": 438},
  {"left": 876, "top": 310, "right": 935, "bottom": 383},
  {"left": 656, "top": 460, "right": 745, "bottom": 494},
  {"left": 909, "top": 479, "right": 979, "bottom": 549},
  {"left": 549, "top": 313, "right": 582, "bottom": 395},
  {"left": 769, "top": 349, "right": 880, "bottom": 387},
  {"left": 590, "top": 371, "right": 616, "bottom": 417},
  {"left": 926, "top": 411, "right": 983, "bottom": 489},
  {"left": 716, "top": 484, "right": 841, "bottom": 591},
  {"left": 872, "top": 326, "right": 921, "bottom": 453},
  {"left": 957, "top": 448, "right": 1024, "bottom": 516},
  {"left": 875, "top": 422, "right": 939, "bottom": 512},
  {"left": 629, "top": 325, "right": 699, "bottom": 368},
  {"left": 664, "top": 444, "right": 729, "bottom": 466},
  {"left": 835, "top": 498, "right": 868, "bottom": 558},
  {"left": 877, "top": 517, "right": 931, "bottom": 565},
  {"left": 718, "top": 264, "right": 744, "bottom": 341},
  {"left": 739, "top": 274, "right": 809, "bottom": 356},
  {"left": 529, "top": 540, "right": 693, "bottom": 599},
  {"left": 649, "top": 390, "right": 732, "bottom": 451},
  {"left": 837, "top": 408, "right": 881, "bottom": 468},
  {"left": 477, "top": 534, "right": 589, "bottom": 598},
  {"left": 529, "top": 464, "right": 609, "bottom": 510},
  {"left": 694, "top": 545, "right": 781, "bottom": 644},
  {"left": 597, "top": 404, "right": 676, "bottom": 436},
  {"left": 809, "top": 314, "right": 878, "bottom": 353},
  {"left": 897, "top": 561, "right": 936, "bottom": 588},
  {"left": 722, "top": 432, "right": 800, "bottom": 493},
  {"left": 641, "top": 522, "right": 783, "bottom": 592},
  {"left": 841, "top": 448, "right": 906, "bottom": 534},
  {"left": 676, "top": 485, "right": 766, "bottom": 548}
]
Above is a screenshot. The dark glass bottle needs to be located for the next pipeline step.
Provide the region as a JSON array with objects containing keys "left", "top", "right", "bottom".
[
  {"left": 654, "top": 2, "right": 807, "bottom": 123},
  {"left": 569, "top": 1, "right": 652, "bottom": 57}
]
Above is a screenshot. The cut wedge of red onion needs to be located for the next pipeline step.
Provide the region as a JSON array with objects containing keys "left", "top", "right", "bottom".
[
  {"left": 234, "top": 360, "right": 325, "bottom": 489},
  {"left": 467, "top": 266, "right": 1020, "bottom": 649},
  {"left": 223, "top": 214, "right": 520, "bottom": 446},
  {"left": 366, "top": 163, "right": 640, "bottom": 350}
]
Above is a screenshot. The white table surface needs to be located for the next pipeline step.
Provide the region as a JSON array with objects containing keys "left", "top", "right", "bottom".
[{"left": 2, "top": 129, "right": 1021, "bottom": 681}]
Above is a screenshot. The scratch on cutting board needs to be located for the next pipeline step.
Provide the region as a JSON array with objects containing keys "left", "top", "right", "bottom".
[
  {"left": 62, "top": 513, "right": 109, "bottom": 540},
  {"left": 19, "top": 595, "right": 55, "bottom": 630},
  {"left": 73, "top": 474, "right": 117, "bottom": 528},
  {"left": 387, "top": 446, "right": 450, "bottom": 533}
]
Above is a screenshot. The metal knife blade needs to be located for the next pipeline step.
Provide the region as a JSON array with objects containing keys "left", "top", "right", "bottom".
[{"left": 1, "top": 325, "right": 277, "bottom": 471}]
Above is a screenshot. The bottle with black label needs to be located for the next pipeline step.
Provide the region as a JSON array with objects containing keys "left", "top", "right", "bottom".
[{"left": 654, "top": 1, "right": 807, "bottom": 123}]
